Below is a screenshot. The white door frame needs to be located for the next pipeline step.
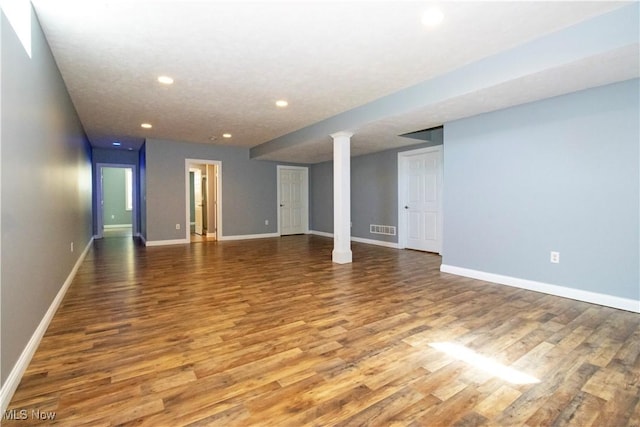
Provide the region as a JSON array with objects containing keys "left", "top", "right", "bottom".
[
  {"left": 185, "top": 159, "right": 222, "bottom": 241},
  {"left": 397, "top": 146, "right": 443, "bottom": 253},
  {"left": 277, "top": 165, "right": 309, "bottom": 235},
  {"left": 96, "top": 163, "right": 138, "bottom": 239},
  {"left": 190, "top": 167, "right": 204, "bottom": 235}
]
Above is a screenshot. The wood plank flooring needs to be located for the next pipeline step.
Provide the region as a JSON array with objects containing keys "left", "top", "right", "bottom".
[{"left": 5, "top": 235, "right": 640, "bottom": 426}]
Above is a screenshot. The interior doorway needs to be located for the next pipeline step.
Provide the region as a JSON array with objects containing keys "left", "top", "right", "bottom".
[
  {"left": 397, "top": 146, "right": 443, "bottom": 253},
  {"left": 185, "top": 159, "right": 221, "bottom": 242},
  {"left": 277, "top": 165, "right": 309, "bottom": 235},
  {"left": 96, "top": 163, "right": 138, "bottom": 239}
]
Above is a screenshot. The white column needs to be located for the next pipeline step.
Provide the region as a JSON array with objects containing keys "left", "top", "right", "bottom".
[{"left": 331, "top": 131, "right": 353, "bottom": 264}]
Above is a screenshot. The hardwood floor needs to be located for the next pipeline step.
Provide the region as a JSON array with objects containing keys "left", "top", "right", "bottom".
[
  {"left": 5, "top": 235, "right": 640, "bottom": 426},
  {"left": 102, "top": 226, "right": 132, "bottom": 238}
]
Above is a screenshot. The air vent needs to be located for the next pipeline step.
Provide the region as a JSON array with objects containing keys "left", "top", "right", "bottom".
[{"left": 370, "top": 224, "right": 396, "bottom": 236}]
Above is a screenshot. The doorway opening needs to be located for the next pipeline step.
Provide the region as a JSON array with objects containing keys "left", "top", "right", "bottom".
[
  {"left": 397, "top": 146, "right": 443, "bottom": 253},
  {"left": 185, "top": 159, "right": 221, "bottom": 243},
  {"left": 96, "top": 164, "right": 138, "bottom": 239}
]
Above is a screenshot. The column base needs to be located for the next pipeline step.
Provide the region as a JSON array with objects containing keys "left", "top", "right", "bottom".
[{"left": 332, "top": 250, "right": 352, "bottom": 264}]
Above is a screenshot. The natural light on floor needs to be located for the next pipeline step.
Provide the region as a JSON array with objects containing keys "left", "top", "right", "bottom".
[{"left": 429, "top": 342, "right": 540, "bottom": 385}]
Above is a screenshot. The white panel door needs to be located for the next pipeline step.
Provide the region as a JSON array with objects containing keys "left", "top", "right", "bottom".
[
  {"left": 403, "top": 150, "right": 442, "bottom": 252},
  {"left": 280, "top": 168, "right": 305, "bottom": 235}
]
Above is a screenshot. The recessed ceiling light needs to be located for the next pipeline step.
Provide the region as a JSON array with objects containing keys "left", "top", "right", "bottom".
[
  {"left": 112, "top": 141, "right": 121, "bottom": 146},
  {"left": 421, "top": 7, "right": 444, "bottom": 27},
  {"left": 275, "top": 100, "right": 288, "bottom": 108},
  {"left": 158, "top": 75, "right": 174, "bottom": 85},
  {"left": 141, "top": 123, "right": 152, "bottom": 129},
  {"left": 222, "top": 133, "right": 232, "bottom": 138}
]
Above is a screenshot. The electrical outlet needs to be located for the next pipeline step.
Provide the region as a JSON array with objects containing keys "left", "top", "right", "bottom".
[
  {"left": 550, "top": 251, "right": 560, "bottom": 264},
  {"left": 176, "top": 224, "right": 181, "bottom": 230},
  {"left": 265, "top": 219, "right": 269, "bottom": 225}
]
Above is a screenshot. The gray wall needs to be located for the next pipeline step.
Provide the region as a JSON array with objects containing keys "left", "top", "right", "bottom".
[
  {"left": 102, "top": 168, "right": 132, "bottom": 226},
  {"left": 310, "top": 161, "right": 333, "bottom": 234},
  {"left": 145, "top": 138, "right": 285, "bottom": 241},
  {"left": 442, "top": 79, "right": 639, "bottom": 301},
  {"left": 1, "top": 7, "right": 93, "bottom": 385},
  {"left": 310, "top": 141, "right": 439, "bottom": 242}
]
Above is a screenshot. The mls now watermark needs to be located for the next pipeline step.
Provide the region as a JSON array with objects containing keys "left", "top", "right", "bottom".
[{"left": 3, "top": 409, "right": 57, "bottom": 421}]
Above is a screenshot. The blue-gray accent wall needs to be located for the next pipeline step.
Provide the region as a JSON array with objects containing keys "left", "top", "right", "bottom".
[
  {"left": 1, "top": 7, "right": 93, "bottom": 385},
  {"left": 442, "top": 79, "right": 639, "bottom": 302},
  {"left": 139, "top": 144, "right": 147, "bottom": 239}
]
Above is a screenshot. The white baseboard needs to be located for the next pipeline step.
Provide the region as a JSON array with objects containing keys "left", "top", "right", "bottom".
[
  {"left": 309, "top": 230, "right": 399, "bottom": 249},
  {"left": 104, "top": 224, "right": 132, "bottom": 229},
  {"left": 0, "top": 237, "right": 94, "bottom": 413},
  {"left": 310, "top": 230, "right": 333, "bottom": 238},
  {"left": 309, "top": 230, "right": 333, "bottom": 239},
  {"left": 440, "top": 264, "right": 640, "bottom": 313},
  {"left": 146, "top": 233, "right": 279, "bottom": 245},
  {"left": 351, "top": 236, "right": 399, "bottom": 249},
  {"left": 145, "top": 238, "right": 189, "bottom": 247},
  {"left": 219, "top": 233, "right": 279, "bottom": 241}
]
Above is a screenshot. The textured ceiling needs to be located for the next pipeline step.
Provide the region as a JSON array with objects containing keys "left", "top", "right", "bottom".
[{"left": 31, "top": 1, "right": 636, "bottom": 162}]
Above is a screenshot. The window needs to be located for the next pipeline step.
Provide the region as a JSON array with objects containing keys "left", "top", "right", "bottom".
[
  {"left": 1, "top": 0, "right": 32, "bottom": 57},
  {"left": 125, "top": 168, "right": 133, "bottom": 211}
]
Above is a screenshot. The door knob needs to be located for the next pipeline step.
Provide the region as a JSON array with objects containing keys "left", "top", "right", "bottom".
[
  {"left": 280, "top": 204, "right": 284, "bottom": 207},
  {"left": 404, "top": 205, "right": 409, "bottom": 209}
]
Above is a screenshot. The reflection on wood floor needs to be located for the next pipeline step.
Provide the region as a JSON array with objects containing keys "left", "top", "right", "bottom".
[
  {"left": 190, "top": 233, "right": 217, "bottom": 243},
  {"left": 102, "top": 226, "right": 132, "bottom": 238},
  {"left": 5, "top": 235, "right": 640, "bottom": 426}
]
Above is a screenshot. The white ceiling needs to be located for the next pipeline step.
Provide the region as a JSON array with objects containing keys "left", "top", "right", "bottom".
[{"left": 31, "top": 1, "right": 637, "bottom": 163}]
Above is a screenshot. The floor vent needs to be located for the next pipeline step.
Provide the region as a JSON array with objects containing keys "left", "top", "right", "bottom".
[{"left": 370, "top": 224, "right": 396, "bottom": 236}]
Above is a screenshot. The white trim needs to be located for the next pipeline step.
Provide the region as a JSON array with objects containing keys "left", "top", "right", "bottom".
[
  {"left": 104, "top": 224, "right": 133, "bottom": 229},
  {"left": 397, "top": 145, "right": 443, "bottom": 254},
  {"left": 351, "top": 236, "right": 399, "bottom": 249},
  {"left": 0, "top": 238, "right": 94, "bottom": 413},
  {"left": 332, "top": 250, "right": 352, "bottom": 264},
  {"left": 440, "top": 264, "right": 640, "bottom": 313},
  {"left": 145, "top": 238, "right": 189, "bottom": 247},
  {"left": 185, "top": 159, "right": 222, "bottom": 241},
  {"left": 331, "top": 133, "right": 353, "bottom": 264},
  {"left": 310, "top": 230, "right": 333, "bottom": 239},
  {"left": 277, "top": 165, "right": 309, "bottom": 236},
  {"left": 219, "top": 233, "right": 279, "bottom": 241},
  {"left": 310, "top": 230, "right": 400, "bottom": 249}
]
